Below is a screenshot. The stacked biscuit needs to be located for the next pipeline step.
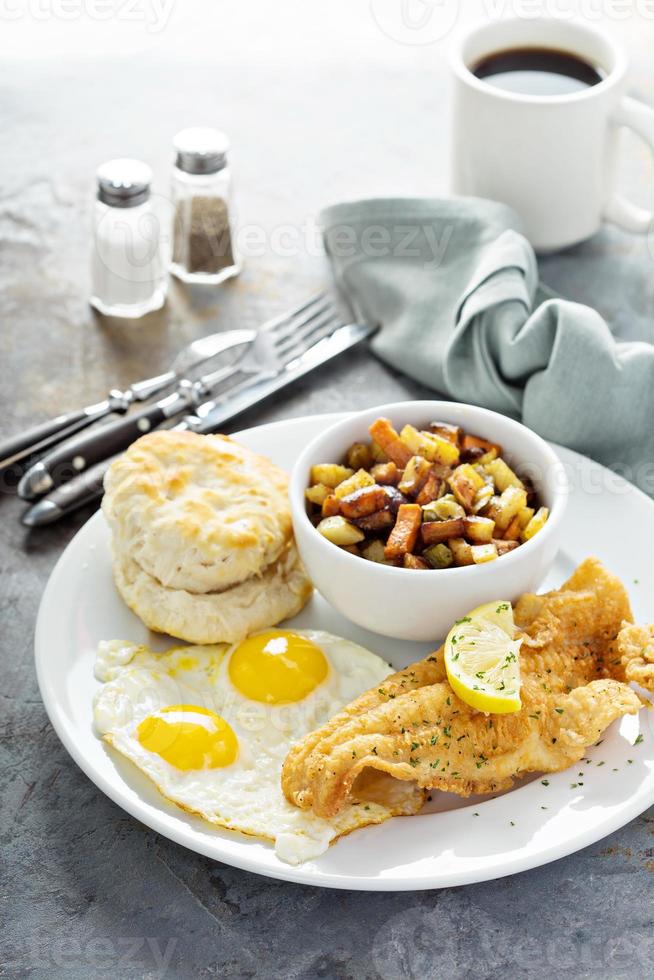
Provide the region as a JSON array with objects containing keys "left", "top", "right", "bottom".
[{"left": 102, "top": 431, "right": 312, "bottom": 644}]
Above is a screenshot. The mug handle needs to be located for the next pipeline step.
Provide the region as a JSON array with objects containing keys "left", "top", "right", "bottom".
[{"left": 603, "top": 96, "right": 654, "bottom": 233}]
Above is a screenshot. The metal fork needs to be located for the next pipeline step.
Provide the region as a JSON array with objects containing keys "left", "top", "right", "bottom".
[
  {"left": 203, "top": 292, "right": 337, "bottom": 393},
  {"left": 18, "top": 293, "right": 341, "bottom": 500}
]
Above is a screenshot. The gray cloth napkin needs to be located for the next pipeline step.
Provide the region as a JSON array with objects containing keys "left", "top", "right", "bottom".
[{"left": 321, "top": 197, "right": 654, "bottom": 496}]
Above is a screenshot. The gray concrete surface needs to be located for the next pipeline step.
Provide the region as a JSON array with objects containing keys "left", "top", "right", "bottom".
[{"left": 2, "top": 5, "right": 654, "bottom": 978}]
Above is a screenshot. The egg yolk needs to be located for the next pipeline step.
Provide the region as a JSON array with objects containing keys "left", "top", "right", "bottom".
[
  {"left": 137, "top": 705, "right": 238, "bottom": 771},
  {"left": 228, "top": 630, "right": 328, "bottom": 704}
]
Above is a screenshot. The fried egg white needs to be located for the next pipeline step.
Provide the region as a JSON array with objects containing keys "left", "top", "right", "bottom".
[{"left": 93, "top": 629, "right": 423, "bottom": 864}]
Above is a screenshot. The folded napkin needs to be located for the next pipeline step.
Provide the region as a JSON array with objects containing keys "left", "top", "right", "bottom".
[{"left": 321, "top": 197, "right": 654, "bottom": 496}]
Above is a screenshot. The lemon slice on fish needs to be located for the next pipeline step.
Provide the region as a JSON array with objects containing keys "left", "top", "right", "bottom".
[{"left": 444, "top": 601, "right": 522, "bottom": 714}]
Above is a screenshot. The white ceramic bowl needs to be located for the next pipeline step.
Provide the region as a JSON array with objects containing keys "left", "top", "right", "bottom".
[{"left": 290, "top": 401, "right": 568, "bottom": 642}]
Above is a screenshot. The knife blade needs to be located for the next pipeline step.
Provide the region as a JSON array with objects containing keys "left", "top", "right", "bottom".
[{"left": 21, "top": 320, "right": 376, "bottom": 526}]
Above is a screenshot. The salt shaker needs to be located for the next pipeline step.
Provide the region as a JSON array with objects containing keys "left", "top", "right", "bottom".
[
  {"left": 90, "top": 158, "right": 167, "bottom": 318},
  {"left": 170, "top": 128, "right": 241, "bottom": 285}
]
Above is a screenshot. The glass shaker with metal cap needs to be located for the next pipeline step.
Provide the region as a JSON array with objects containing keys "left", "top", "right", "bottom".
[
  {"left": 90, "top": 158, "right": 167, "bottom": 318},
  {"left": 170, "top": 128, "right": 241, "bottom": 285}
]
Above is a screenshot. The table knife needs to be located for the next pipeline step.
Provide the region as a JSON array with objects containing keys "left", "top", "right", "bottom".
[{"left": 22, "top": 320, "right": 376, "bottom": 526}]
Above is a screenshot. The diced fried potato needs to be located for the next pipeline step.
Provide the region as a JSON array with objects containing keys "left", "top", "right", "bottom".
[
  {"left": 384, "top": 503, "right": 422, "bottom": 558},
  {"left": 486, "top": 486, "right": 528, "bottom": 530},
  {"left": 321, "top": 494, "right": 341, "bottom": 517},
  {"left": 471, "top": 543, "right": 498, "bottom": 564},
  {"left": 370, "top": 439, "right": 389, "bottom": 464},
  {"left": 334, "top": 468, "right": 375, "bottom": 499},
  {"left": 305, "top": 483, "right": 331, "bottom": 507},
  {"left": 428, "top": 495, "right": 465, "bottom": 521},
  {"left": 398, "top": 455, "right": 432, "bottom": 496},
  {"left": 362, "top": 539, "right": 388, "bottom": 563},
  {"left": 403, "top": 553, "right": 430, "bottom": 570},
  {"left": 494, "top": 538, "right": 519, "bottom": 556},
  {"left": 463, "top": 515, "right": 495, "bottom": 543},
  {"left": 355, "top": 509, "right": 395, "bottom": 532},
  {"left": 428, "top": 421, "right": 462, "bottom": 445},
  {"left": 521, "top": 506, "right": 549, "bottom": 541},
  {"left": 311, "top": 463, "right": 354, "bottom": 488},
  {"left": 345, "top": 442, "right": 373, "bottom": 471},
  {"left": 421, "top": 518, "right": 465, "bottom": 545},
  {"left": 371, "top": 461, "right": 399, "bottom": 485},
  {"left": 517, "top": 506, "right": 535, "bottom": 529},
  {"left": 471, "top": 484, "right": 494, "bottom": 513},
  {"left": 369, "top": 418, "right": 413, "bottom": 467},
  {"left": 415, "top": 469, "right": 444, "bottom": 506},
  {"left": 316, "top": 516, "right": 364, "bottom": 546},
  {"left": 462, "top": 433, "right": 502, "bottom": 456},
  {"left": 339, "top": 485, "right": 389, "bottom": 519},
  {"left": 485, "top": 457, "right": 524, "bottom": 493},
  {"left": 502, "top": 514, "right": 522, "bottom": 541},
  {"left": 399, "top": 425, "right": 460, "bottom": 466},
  {"left": 449, "top": 537, "right": 474, "bottom": 566},
  {"left": 448, "top": 463, "right": 485, "bottom": 509},
  {"left": 423, "top": 543, "right": 453, "bottom": 569}
]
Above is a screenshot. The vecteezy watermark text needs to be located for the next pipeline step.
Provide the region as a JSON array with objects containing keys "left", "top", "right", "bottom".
[
  {"left": 25, "top": 934, "right": 178, "bottom": 975},
  {"left": 370, "top": 0, "right": 654, "bottom": 47},
  {"left": 0, "top": 0, "right": 175, "bottom": 32}
]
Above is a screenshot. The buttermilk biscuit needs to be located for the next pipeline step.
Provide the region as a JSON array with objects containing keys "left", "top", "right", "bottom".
[
  {"left": 103, "top": 431, "right": 293, "bottom": 594},
  {"left": 111, "top": 542, "right": 313, "bottom": 645}
]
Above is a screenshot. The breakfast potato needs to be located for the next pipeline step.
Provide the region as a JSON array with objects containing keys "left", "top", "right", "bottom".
[
  {"left": 428, "top": 421, "right": 462, "bottom": 445},
  {"left": 321, "top": 494, "right": 341, "bottom": 518},
  {"left": 371, "top": 461, "right": 399, "bottom": 485},
  {"left": 415, "top": 469, "right": 444, "bottom": 505},
  {"left": 305, "top": 483, "right": 331, "bottom": 507},
  {"left": 385, "top": 504, "right": 422, "bottom": 559},
  {"left": 421, "top": 518, "right": 466, "bottom": 545},
  {"left": 399, "top": 424, "right": 460, "bottom": 466},
  {"left": 403, "top": 553, "right": 430, "bottom": 570},
  {"left": 449, "top": 537, "right": 475, "bottom": 566},
  {"left": 485, "top": 457, "right": 524, "bottom": 493},
  {"left": 461, "top": 433, "right": 501, "bottom": 456},
  {"left": 334, "top": 468, "right": 375, "bottom": 499},
  {"left": 495, "top": 538, "right": 519, "bottom": 556},
  {"left": 501, "top": 514, "right": 523, "bottom": 541},
  {"left": 463, "top": 515, "right": 495, "bottom": 543},
  {"left": 317, "top": 516, "right": 365, "bottom": 546},
  {"left": 369, "top": 418, "right": 413, "bottom": 467},
  {"left": 471, "top": 543, "right": 498, "bottom": 564},
  {"left": 485, "top": 486, "right": 528, "bottom": 530},
  {"left": 522, "top": 506, "right": 549, "bottom": 541},
  {"left": 339, "top": 485, "right": 389, "bottom": 519},
  {"left": 305, "top": 415, "right": 548, "bottom": 568},
  {"left": 311, "top": 463, "right": 354, "bottom": 488},
  {"left": 398, "top": 455, "right": 433, "bottom": 496},
  {"left": 362, "top": 539, "right": 387, "bottom": 563}
]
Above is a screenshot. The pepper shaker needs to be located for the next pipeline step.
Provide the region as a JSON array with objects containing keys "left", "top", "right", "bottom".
[
  {"left": 90, "top": 159, "right": 167, "bottom": 318},
  {"left": 170, "top": 127, "right": 241, "bottom": 285}
]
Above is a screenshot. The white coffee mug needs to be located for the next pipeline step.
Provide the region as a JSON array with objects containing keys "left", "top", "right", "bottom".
[{"left": 449, "top": 17, "right": 654, "bottom": 252}]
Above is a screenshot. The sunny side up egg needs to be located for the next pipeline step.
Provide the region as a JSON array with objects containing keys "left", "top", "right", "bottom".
[{"left": 93, "top": 629, "right": 420, "bottom": 864}]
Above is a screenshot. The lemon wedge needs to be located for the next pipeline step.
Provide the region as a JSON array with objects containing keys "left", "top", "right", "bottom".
[{"left": 444, "top": 601, "right": 522, "bottom": 714}]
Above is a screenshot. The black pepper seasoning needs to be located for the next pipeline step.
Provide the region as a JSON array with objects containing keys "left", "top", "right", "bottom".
[{"left": 170, "top": 127, "right": 240, "bottom": 285}]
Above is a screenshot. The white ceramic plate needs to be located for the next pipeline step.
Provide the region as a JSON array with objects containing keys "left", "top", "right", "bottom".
[{"left": 35, "top": 413, "right": 654, "bottom": 891}]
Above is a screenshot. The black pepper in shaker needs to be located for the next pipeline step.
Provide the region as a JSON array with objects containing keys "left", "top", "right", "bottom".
[{"left": 170, "top": 128, "right": 241, "bottom": 284}]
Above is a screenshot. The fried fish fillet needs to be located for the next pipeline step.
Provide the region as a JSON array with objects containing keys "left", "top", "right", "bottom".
[{"left": 282, "top": 559, "right": 653, "bottom": 819}]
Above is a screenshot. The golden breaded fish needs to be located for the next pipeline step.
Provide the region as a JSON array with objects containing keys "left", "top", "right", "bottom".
[{"left": 283, "top": 559, "right": 652, "bottom": 819}]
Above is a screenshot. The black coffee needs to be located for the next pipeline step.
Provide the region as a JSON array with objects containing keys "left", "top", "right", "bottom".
[{"left": 472, "top": 46, "right": 605, "bottom": 96}]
